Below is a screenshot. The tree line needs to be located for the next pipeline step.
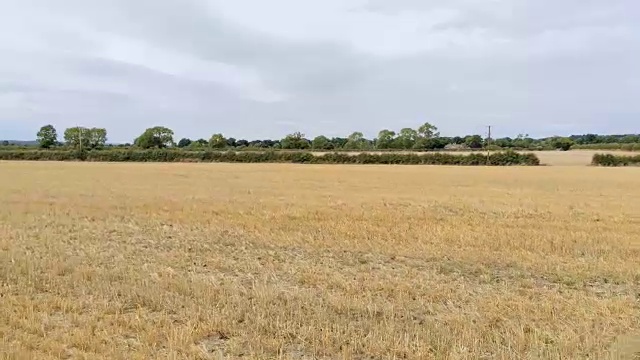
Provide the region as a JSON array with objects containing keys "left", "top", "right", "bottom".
[{"left": 2, "top": 123, "right": 638, "bottom": 152}]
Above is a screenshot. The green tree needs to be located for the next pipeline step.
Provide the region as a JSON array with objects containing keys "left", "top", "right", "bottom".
[
  {"left": 493, "top": 137, "right": 513, "bottom": 148},
  {"left": 513, "top": 134, "right": 533, "bottom": 149},
  {"left": 330, "top": 137, "right": 348, "bottom": 149},
  {"left": 281, "top": 132, "right": 310, "bottom": 149},
  {"left": 226, "top": 138, "right": 237, "bottom": 147},
  {"left": 65, "top": 127, "right": 107, "bottom": 149},
  {"left": 209, "top": 133, "right": 227, "bottom": 149},
  {"left": 620, "top": 135, "right": 639, "bottom": 143},
  {"left": 344, "top": 132, "right": 369, "bottom": 150},
  {"left": 134, "top": 126, "right": 174, "bottom": 149},
  {"left": 177, "top": 138, "right": 192, "bottom": 148},
  {"left": 549, "top": 137, "right": 574, "bottom": 151},
  {"left": 188, "top": 139, "right": 208, "bottom": 149},
  {"left": 417, "top": 122, "right": 439, "bottom": 139},
  {"left": 64, "top": 127, "right": 80, "bottom": 148},
  {"left": 414, "top": 137, "right": 449, "bottom": 150},
  {"left": 376, "top": 130, "right": 396, "bottom": 149},
  {"left": 37, "top": 125, "right": 58, "bottom": 149},
  {"left": 312, "top": 135, "right": 333, "bottom": 150},
  {"left": 464, "top": 135, "right": 484, "bottom": 149},
  {"left": 88, "top": 128, "right": 107, "bottom": 149},
  {"left": 412, "top": 122, "right": 441, "bottom": 149},
  {"left": 394, "top": 128, "right": 418, "bottom": 149}
]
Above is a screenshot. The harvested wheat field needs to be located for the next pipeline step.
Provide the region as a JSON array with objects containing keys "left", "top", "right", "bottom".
[
  {"left": 1, "top": 162, "right": 639, "bottom": 359},
  {"left": 534, "top": 150, "right": 639, "bottom": 167},
  {"left": 309, "top": 150, "right": 637, "bottom": 166}
]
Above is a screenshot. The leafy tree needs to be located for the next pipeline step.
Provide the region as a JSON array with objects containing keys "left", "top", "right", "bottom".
[
  {"left": 414, "top": 137, "right": 449, "bottom": 150},
  {"left": 312, "top": 135, "right": 333, "bottom": 150},
  {"left": 247, "top": 140, "right": 260, "bottom": 148},
  {"left": 493, "top": 137, "right": 513, "bottom": 148},
  {"left": 394, "top": 128, "right": 418, "bottom": 149},
  {"left": 236, "top": 139, "right": 250, "bottom": 148},
  {"left": 601, "top": 135, "right": 619, "bottom": 144},
  {"left": 576, "top": 134, "right": 599, "bottom": 145},
  {"left": 64, "top": 127, "right": 107, "bottom": 149},
  {"left": 434, "top": 137, "right": 451, "bottom": 149},
  {"left": 247, "top": 140, "right": 277, "bottom": 148},
  {"left": 209, "top": 133, "right": 227, "bottom": 149},
  {"left": 512, "top": 134, "right": 533, "bottom": 149},
  {"left": 620, "top": 135, "right": 639, "bottom": 143},
  {"left": 281, "top": 132, "right": 310, "bottom": 149},
  {"left": 344, "top": 132, "right": 370, "bottom": 150},
  {"left": 330, "top": 137, "right": 348, "bottom": 149},
  {"left": 376, "top": 130, "right": 396, "bottom": 149},
  {"left": 412, "top": 122, "right": 441, "bottom": 149},
  {"left": 177, "top": 138, "right": 192, "bottom": 148},
  {"left": 1, "top": 140, "right": 9, "bottom": 146},
  {"left": 417, "top": 122, "right": 440, "bottom": 139},
  {"left": 64, "top": 127, "right": 84, "bottom": 148},
  {"left": 464, "top": 135, "right": 484, "bottom": 149},
  {"left": 88, "top": 128, "right": 107, "bottom": 149},
  {"left": 190, "top": 139, "right": 209, "bottom": 149},
  {"left": 226, "top": 138, "right": 237, "bottom": 147},
  {"left": 549, "top": 137, "right": 574, "bottom": 151},
  {"left": 37, "top": 125, "right": 58, "bottom": 149},
  {"left": 134, "top": 126, "right": 174, "bottom": 149},
  {"left": 262, "top": 140, "right": 279, "bottom": 148}
]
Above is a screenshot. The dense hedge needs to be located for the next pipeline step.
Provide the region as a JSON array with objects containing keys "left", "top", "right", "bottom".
[
  {"left": 592, "top": 154, "right": 640, "bottom": 167},
  {"left": 0, "top": 149, "right": 540, "bottom": 166},
  {"left": 0, "top": 145, "right": 557, "bottom": 152},
  {"left": 573, "top": 143, "right": 640, "bottom": 151},
  {"left": 0, "top": 150, "right": 80, "bottom": 161}
]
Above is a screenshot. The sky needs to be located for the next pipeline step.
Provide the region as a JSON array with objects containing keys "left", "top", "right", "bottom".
[{"left": 0, "top": 0, "right": 639, "bottom": 143}]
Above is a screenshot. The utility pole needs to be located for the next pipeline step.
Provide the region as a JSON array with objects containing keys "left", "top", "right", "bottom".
[{"left": 486, "top": 125, "right": 492, "bottom": 165}]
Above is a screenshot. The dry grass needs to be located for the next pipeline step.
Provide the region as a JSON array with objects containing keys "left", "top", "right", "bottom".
[
  {"left": 1, "top": 161, "right": 639, "bottom": 359},
  {"left": 534, "top": 150, "right": 639, "bottom": 167}
]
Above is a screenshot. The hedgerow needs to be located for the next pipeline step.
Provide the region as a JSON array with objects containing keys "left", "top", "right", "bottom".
[
  {"left": 0, "top": 149, "right": 540, "bottom": 166},
  {"left": 592, "top": 154, "right": 640, "bottom": 167}
]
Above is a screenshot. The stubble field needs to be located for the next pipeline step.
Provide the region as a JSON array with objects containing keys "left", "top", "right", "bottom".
[
  {"left": 309, "top": 150, "right": 638, "bottom": 167},
  {"left": 1, "top": 161, "right": 639, "bottom": 359}
]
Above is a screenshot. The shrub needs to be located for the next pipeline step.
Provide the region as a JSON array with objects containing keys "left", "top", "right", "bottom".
[
  {"left": 592, "top": 154, "right": 640, "bottom": 167},
  {"left": 0, "top": 150, "right": 77, "bottom": 161}
]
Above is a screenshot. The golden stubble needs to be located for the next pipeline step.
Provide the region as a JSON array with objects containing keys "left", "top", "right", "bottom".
[{"left": 0, "top": 161, "right": 639, "bottom": 359}]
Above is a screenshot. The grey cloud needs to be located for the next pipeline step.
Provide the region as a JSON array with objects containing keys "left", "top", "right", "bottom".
[
  {"left": 35, "top": 0, "right": 374, "bottom": 96},
  {"left": 365, "top": 0, "right": 640, "bottom": 31},
  {"left": 1, "top": 0, "right": 639, "bottom": 141}
]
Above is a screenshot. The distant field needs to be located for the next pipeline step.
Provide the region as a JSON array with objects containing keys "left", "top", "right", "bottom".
[
  {"left": 531, "top": 150, "right": 638, "bottom": 166},
  {"left": 1, "top": 162, "right": 639, "bottom": 359},
  {"left": 309, "top": 150, "right": 639, "bottom": 167}
]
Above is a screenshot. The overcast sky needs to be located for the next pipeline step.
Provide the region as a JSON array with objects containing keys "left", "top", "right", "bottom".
[{"left": 1, "top": 0, "right": 638, "bottom": 142}]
